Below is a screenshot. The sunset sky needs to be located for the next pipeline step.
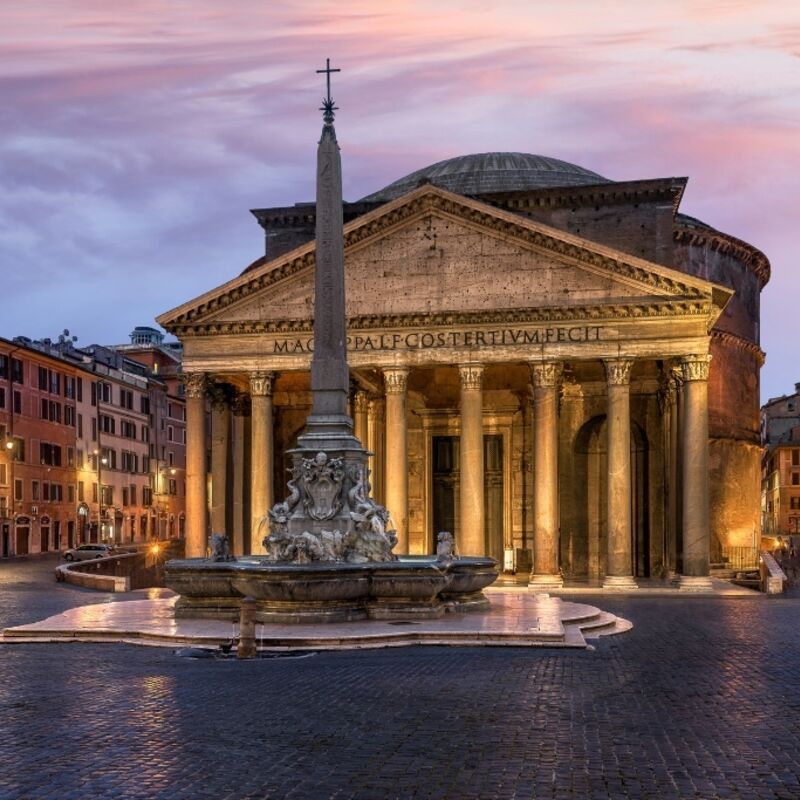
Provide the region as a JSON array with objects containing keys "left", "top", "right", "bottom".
[{"left": 1, "top": 1, "right": 798, "bottom": 400}]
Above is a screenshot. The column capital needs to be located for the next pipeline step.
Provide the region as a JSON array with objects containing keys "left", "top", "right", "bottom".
[
  {"left": 458, "top": 363, "right": 484, "bottom": 391},
  {"left": 530, "top": 361, "right": 562, "bottom": 389},
  {"left": 383, "top": 367, "right": 409, "bottom": 395},
  {"left": 367, "top": 397, "right": 384, "bottom": 421},
  {"left": 231, "top": 394, "right": 252, "bottom": 418},
  {"left": 249, "top": 370, "right": 276, "bottom": 397},
  {"left": 353, "top": 389, "right": 369, "bottom": 414},
  {"left": 604, "top": 358, "right": 634, "bottom": 387},
  {"left": 181, "top": 372, "right": 207, "bottom": 399},
  {"left": 208, "top": 381, "right": 237, "bottom": 411},
  {"left": 680, "top": 354, "right": 711, "bottom": 382}
]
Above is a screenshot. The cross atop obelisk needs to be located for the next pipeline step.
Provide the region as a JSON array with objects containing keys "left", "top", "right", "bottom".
[
  {"left": 297, "top": 58, "right": 358, "bottom": 448},
  {"left": 317, "top": 58, "right": 340, "bottom": 124}
]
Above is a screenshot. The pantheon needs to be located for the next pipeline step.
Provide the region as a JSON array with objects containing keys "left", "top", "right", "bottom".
[{"left": 158, "top": 151, "right": 768, "bottom": 589}]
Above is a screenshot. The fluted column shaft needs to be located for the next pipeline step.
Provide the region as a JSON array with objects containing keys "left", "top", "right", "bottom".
[
  {"left": 604, "top": 359, "right": 638, "bottom": 589},
  {"left": 680, "top": 355, "right": 712, "bottom": 588},
  {"left": 459, "top": 364, "right": 485, "bottom": 556},
  {"left": 250, "top": 371, "right": 275, "bottom": 555},
  {"left": 184, "top": 373, "right": 208, "bottom": 558},
  {"left": 530, "top": 362, "right": 562, "bottom": 588},
  {"left": 210, "top": 398, "right": 231, "bottom": 536},
  {"left": 384, "top": 368, "right": 409, "bottom": 553}
]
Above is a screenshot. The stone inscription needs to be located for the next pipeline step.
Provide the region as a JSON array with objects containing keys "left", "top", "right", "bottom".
[{"left": 272, "top": 325, "right": 603, "bottom": 355}]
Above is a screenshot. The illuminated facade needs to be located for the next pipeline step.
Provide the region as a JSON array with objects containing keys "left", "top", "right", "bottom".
[{"left": 159, "top": 153, "right": 768, "bottom": 586}]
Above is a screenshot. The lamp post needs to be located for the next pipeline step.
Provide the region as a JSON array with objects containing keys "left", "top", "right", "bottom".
[{"left": 3, "top": 439, "right": 13, "bottom": 557}]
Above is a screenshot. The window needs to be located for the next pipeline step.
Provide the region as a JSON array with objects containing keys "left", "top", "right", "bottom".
[
  {"left": 12, "top": 437, "right": 25, "bottom": 462},
  {"left": 791, "top": 497, "right": 800, "bottom": 510},
  {"left": 102, "top": 486, "right": 114, "bottom": 506},
  {"left": 77, "top": 413, "right": 83, "bottom": 438},
  {"left": 76, "top": 377, "right": 82, "bottom": 402},
  {"left": 40, "top": 442, "right": 62, "bottom": 467},
  {"left": 140, "top": 396, "right": 150, "bottom": 415},
  {"left": 68, "top": 485, "right": 75, "bottom": 503},
  {"left": 100, "top": 382, "right": 112, "bottom": 403},
  {"left": 121, "top": 420, "right": 137, "bottom": 439},
  {"left": 167, "top": 425, "right": 174, "bottom": 442},
  {"left": 31, "top": 480, "right": 39, "bottom": 501},
  {"left": 78, "top": 481, "right": 84, "bottom": 502},
  {"left": 120, "top": 388, "right": 133, "bottom": 410},
  {"left": 130, "top": 484, "right": 137, "bottom": 505},
  {"left": 0, "top": 387, "right": 4, "bottom": 409},
  {"left": 168, "top": 402, "right": 173, "bottom": 418},
  {"left": 92, "top": 482, "right": 98, "bottom": 503},
  {"left": 0, "top": 354, "right": 7, "bottom": 379},
  {"left": 49, "top": 401, "right": 61, "bottom": 424},
  {"left": 143, "top": 486, "right": 152, "bottom": 506},
  {"left": 65, "top": 377, "right": 75, "bottom": 399},
  {"left": 42, "top": 482, "right": 49, "bottom": 501},
  {"left": 50, "top": 371, "right": 60, "bottom": 395},
  {"left": 100, "top": 415, "right": 115, "bottom": 435},
  {"left": 122, "top": 487, "right": 129, "bottom": 507},
  {"left": 168, "top": 451, "right": 174, "bottom": 467},
  {"left": 91, "top": 417, "right": 97, "bottom": 442},
  {"left": 793, "top": 450, "right": 800, "bottom": 467},
  {"left": 40, "top": 397, "right": 48, "bottom": 419},
  {"left": 67, "top": 447, "right": 74, "bottom": 467},
  {"left": 13, "top": 391, "right": 21, "bottom": 414},
  {"left": 64, "top": 405, "right": 75, "bottom": 426},
  {"left": 14, "top": 478, "right": 22, "bottom": 500},
  {"left": 11, "top": 358, "right": 23, "bottom": 384},
  {"left": 0, "top": 463, "right": 6, "bottom": 485},
  {"left": 142, "top": 456, "right": 150, "bottom": 474},
  {"left": 38, "top": 366, "right": 48, "bottom": 390},
  {"left": 793, "top": 473, "right": 800, "bottom": 487},
  {"left": 91, "top": 381, "right": 97, "bottom": 407},
  {"left": 169, "top": 478, "right": 177, "bottom": 496},
  {"left": 181, "top": 429, "right": 186, "bottom": 445}
]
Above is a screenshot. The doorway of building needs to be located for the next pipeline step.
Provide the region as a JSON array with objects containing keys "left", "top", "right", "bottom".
[
  {"left": 2, "top": 524, "right": 9, "bottom": 557},
  {"left": 571, "top": 416, "right": 650, "bottom": 579},
  {"left": 15, "top": 517, "right": 30, "bottom": 555},
  {"left": 431, "top": 434, "right": 504, "bottom": 560}
]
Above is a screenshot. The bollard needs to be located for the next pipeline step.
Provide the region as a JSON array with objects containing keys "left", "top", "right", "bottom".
[{"left": 237, "top": 597, "right": 258, "bottom": 659}]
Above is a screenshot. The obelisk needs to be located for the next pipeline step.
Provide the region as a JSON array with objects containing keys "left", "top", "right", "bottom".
[{"left": 295, "top": 58, "right": 361, "bottom": 452}]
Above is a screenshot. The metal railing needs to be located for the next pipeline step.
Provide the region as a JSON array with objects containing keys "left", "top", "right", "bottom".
[{"left": 718, "top": 545, "right": 759, "bottom": 571}]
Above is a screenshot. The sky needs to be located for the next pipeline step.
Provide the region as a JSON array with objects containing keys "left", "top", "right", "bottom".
[{"left": 1, "top": 0, "right": 798, "bottom": 401}]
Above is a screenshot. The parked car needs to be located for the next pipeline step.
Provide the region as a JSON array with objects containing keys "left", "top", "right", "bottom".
[{"left": 63, "top": 544, "right": 116, "bottom": 561}]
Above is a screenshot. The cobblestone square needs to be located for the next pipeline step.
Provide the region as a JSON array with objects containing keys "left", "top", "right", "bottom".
[{"left": 2, "top": 556, "right": 799, "bottom": 799}]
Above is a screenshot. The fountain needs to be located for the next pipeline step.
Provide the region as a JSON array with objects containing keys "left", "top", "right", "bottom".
[{"left": 165, "top": 61, "right": 498, "bottom": 623}]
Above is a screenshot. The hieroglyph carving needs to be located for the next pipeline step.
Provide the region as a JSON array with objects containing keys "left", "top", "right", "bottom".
[{"left": 604, "top": 359, "right": 634, "bottom": 386}]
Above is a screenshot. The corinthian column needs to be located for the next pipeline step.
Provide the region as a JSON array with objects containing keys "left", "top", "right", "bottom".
[
  {"left": 183, "top": 372, "right": 208, "bottom": 558},
  {"left": 353, "top": 389, "right": 369, "bottom": 446},
  {"left": 679, "top": 354, "right": 713, "bottom": 591},
  {"left": 384, "top": 367, "right": 409, "bottom": 553},
  {"left": 529, "top": 361, "right": 563, "bottom": 590},
  {"left": 458, "top": 364, "right": 485, "bottom": 556},
  {"left": 367, "top": 398, "right": 384, "bottom": 503},
  {"left": 250, "top": 371, "right": 275, "bottom": 554},
  {"left": 603, "top": 359, "right": 638, "bottom": 590},
  {"left": 209, "top": 388, "right": 231, "bottom": 537}
]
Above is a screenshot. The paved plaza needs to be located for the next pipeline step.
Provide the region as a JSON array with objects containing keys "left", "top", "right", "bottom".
[{"left": 1, "top": 557, "right": 800, "bottom": 799}]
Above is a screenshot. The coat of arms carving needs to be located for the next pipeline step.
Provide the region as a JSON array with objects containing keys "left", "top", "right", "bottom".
[{"left": 301, "top": 451, "right": 344, "bottom": 520}]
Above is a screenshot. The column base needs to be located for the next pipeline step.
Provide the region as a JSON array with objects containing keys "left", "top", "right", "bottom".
[
  {"left": 678, "top": 575, "right": 714, "bottom": 593},
  {"left": 528, "top": 573, "right": 563, "bottom": 592},
  {"left": 602, "top": 575, "right": 639, "bottom": 591}
]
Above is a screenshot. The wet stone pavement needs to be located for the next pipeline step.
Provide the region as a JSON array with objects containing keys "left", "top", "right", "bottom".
[{"left": 2, "top": 557, "right": 800, "bottom": 799}]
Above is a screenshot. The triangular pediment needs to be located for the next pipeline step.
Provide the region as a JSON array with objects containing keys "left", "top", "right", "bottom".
[{"left": 158, "top": 185, "right": 730, "bottom": 335}]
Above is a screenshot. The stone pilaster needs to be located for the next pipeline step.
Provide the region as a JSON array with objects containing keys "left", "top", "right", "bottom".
[
  {"left": 458, "top": 364, "right": 485, "bottom": 556},
  {"left": 249, "top": 371, "right": 275, "bottom": 555},
  {"left": 384, "top": 368, "right": 409, "bottom": 553},
  {"left": 367, "top": 398, "right": 384, "bottom": 504},
  {"left": 183, "top": 372, "right": 208, "bottom": 558},
  {"left": 603, "top": 359, "right": 638, "bottom": 590},
  {"left": 679, "top": 354, "right": 713, "bottom": 591},
  {"left": 529, "top": 361, "right": 563, "bottom": 590}
]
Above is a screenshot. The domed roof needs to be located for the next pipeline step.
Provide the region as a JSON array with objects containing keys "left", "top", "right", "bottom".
[{"left": 360, "top": 152, "right": 610, "bottom": 202}]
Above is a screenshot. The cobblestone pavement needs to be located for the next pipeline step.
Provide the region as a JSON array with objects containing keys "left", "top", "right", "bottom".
[{"left": 2, "top": 557, "right": 800, "bottom": 799}]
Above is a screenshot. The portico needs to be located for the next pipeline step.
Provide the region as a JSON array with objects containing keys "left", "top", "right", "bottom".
[{"left": 160, "top": 183, "right": 731, "bottom": 588}]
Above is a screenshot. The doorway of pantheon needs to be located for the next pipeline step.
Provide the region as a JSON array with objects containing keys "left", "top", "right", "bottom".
[
  {"left": 569, "top": 415, "right": 650, "bottom": 580},
  {"left": 429, "top": 433, "right": 506, "bottom": 562}
]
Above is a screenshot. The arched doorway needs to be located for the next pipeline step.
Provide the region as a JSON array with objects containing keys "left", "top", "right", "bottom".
[{"left": 570, "top": 416, "right": 649, "bottom": 580}]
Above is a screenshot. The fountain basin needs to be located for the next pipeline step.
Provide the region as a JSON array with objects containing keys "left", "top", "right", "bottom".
[{"left": 165, "top": 556, "right": 498, "bottom": 623}]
